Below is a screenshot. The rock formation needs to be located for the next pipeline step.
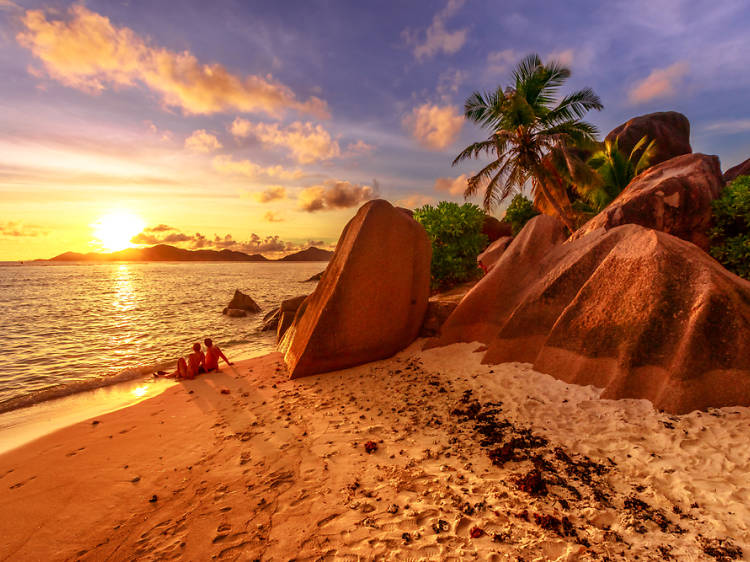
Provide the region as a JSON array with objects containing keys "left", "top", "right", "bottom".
[
  {"left": 225, "top": 289, "right": 261, "bottom": 314},
  {"left": 428, "top": 222, "right": 750, "bottom": 414},
  {"left": 419, "top": 301, "right": 458, "bottom": 337},
  {"left": 477, "top": 236, "right": 513, "bottom": 272},
  {"left": 569, "top": 153, "right": 723, "bottom": 251},
  {"left": 281, "top": 199, "right": 431, "bottom": 379},
  {"left": 481, "top": 215, "right": 513, "bottom": 243},
  {"left": 224, "top": 308, "right": 247, "bottom": 318},
  {"left": 276, "top": 296, "right": 307, "bottom": 342},
  {"left": 723, "top": 157, "right": 750, "bottom": 184},
  {"left": 605, "top": 111, "right": 691, "bottom": 167},
  {"left": 260, "top": 295, "right": 307, "bottom": 332}
]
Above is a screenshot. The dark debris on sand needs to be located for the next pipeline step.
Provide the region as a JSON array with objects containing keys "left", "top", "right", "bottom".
[{"left": 445, "top": 393, "right": 740, "bottom": 558}]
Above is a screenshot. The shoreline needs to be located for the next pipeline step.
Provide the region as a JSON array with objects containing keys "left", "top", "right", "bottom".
[{"left": 1, "top": 342, "right": 747, "bottom": 560}]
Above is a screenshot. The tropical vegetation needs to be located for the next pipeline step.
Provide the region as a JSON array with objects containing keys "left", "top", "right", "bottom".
[
  {"left": 413, "top": 202, "right": 488, "bottom": 289},
  {"left": 503, "top": 194, "right": 539, "bottom": 235},
  {"left": 710, "top": 175, "right": 750, "bottom": 280},
  {"left": 577, "top": 135, "right": 656, "bottom": 214},
  {"left": 454, "top": 53, "right": 603, "bottom": 231}
]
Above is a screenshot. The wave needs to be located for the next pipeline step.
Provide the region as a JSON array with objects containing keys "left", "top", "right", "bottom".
[{"left": 0, "top": 358, "right": 176, "bottom": 415}]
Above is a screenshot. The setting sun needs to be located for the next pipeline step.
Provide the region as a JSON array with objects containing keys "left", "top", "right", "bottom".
[{"left": 91, "top": 211, "right": 145, "bottom": 252}]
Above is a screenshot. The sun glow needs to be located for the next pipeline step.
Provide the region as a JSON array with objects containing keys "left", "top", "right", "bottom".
[{"left": 92, "top": 210, "right": 145, "bottom": 252}]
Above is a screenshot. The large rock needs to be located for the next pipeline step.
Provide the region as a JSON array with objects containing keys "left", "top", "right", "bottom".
[
  {"left": 261, "top": 295, "right": 307, "bottom": 332},
  {"left": 276, "top": 295, "right": 307, "bottom": 342},
  {"left": 570, "top": 153, "right": 723, "bottom": 251},
  {"left": 723, "top": 157, "right": 750, "bottom": 184},
  {"left": 477, "top": 236, "right": 513, "bottom": 273},
  {"left": 419, "top": 300, "right": 458, "bottom": 337},
  {"left": 605, "top": 111, "right": 691, "bottom": 167},
  {"left": 281, "top": 199, "right": 431, "bottom": 378},
  {"left": 428, "top": 224, "right": 750, "bottom": 414},
  {"left": 226, "top": 289, "right": 261, "bottom": 313},
  {"left": 224, "top": 308, "right": 247, "bottom": 318},
  {"left": 481, "top": 215, "right": 513, "bottom": 243}
]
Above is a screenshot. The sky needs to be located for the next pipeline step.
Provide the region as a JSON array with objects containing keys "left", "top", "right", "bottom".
[{"left": 1, "top": 0, "right": 750, "bottom": 260}]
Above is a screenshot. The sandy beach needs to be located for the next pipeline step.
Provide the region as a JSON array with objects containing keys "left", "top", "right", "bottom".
[{"left": 0, "top": 342, "right": 746, "bottom": 561}]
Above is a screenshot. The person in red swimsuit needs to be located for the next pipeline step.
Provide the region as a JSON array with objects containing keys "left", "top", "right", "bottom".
[
  {"left": 204, "top": 338, "right": 233, "bottom": 371},
  {"left": 170, "top": 343, "right": 205, "bottom": 379}
]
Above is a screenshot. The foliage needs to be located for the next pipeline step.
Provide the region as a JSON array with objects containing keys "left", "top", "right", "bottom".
[
  {"left": 413, "top": 201, "right": 488, "bottom": 289},
  {"left": 453, "top": 53, "right": 603, "bottom": 231},
  {"left": 709, "top": 175, "right": 750, "bottom": 279},
  {"left": 579, "top": 135, "right": 656, "bottom": 213},
  {"left": 503, "top": 194, "right": 540, "bottom": 235}
]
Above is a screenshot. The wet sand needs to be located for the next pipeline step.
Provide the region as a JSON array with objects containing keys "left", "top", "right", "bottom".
[{"left": 0, "top": 342, "right": 747, "bottom": 560}]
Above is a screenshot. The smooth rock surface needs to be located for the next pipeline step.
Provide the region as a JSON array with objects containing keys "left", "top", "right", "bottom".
[
  {"left": 481, "top": 216, "right": 513, "bottom": 243},
  {"left": 282, "top": 200, "right": 431, "bottom": 378},
  {"left": 605, "top": 111, "right": 692, "bottom": 167},
  {"left": 569, "top": 153, "right": 723, "bottom": 250},
  {"left": 723, "top": 157, "right": 750, "bottom": 184},
  {"left": 477, "top": 236, "right": 513, "bottom": 272},
  {"left": 419, "top": 300, "right": 458, "bottom": 338},
  {"left": 429, "top": 224, "right": 750, "bottom": 413}
]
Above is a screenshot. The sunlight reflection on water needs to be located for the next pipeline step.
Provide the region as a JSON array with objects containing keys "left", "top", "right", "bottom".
[{"left": 0, "top": 261, "right": 324, "bottom": 408}]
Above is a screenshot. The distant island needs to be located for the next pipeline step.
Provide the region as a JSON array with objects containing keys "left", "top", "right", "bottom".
[{"left": 45, "top": 244, "right": 334, "bottom": 262}]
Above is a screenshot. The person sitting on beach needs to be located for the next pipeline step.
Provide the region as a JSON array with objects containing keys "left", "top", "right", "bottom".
[
  {"left": 168, "top": 343, "right": 205, "bottom": 380},
  {"left": 204, "top": 338, "right": 233, "bottom": 371},
  {"left": 187, "top": 343, "right": 206, "bottom": 378}
]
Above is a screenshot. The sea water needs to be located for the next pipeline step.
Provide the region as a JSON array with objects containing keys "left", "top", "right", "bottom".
[{"left": 0, "top": 261, "right": 324, "bottom": 413}]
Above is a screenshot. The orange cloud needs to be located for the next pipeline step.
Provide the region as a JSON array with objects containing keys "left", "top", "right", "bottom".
[
  {"left": 184, "top": 129, "right": 222, "bottom": 153},
  {"left": 298, "top": 180, "right": 377, "bottom": 212},
  {"left": 629, "top": 62, "right": 689, "bottom": 104},
  {"left": 434, "top": 174, "right": 467, "bottom": 195},
  {"left": 254, "top": 185, "right": 287, "bottom": 203},
  {"left": 17, "top": 5, "right": 329, "bottom": 117},
  {"left": 263, "top": 211, "right": 284, "bottom": 222},
  {"left": 396, "top": 193, "right": 435, "bottom": 209},
  {"left": 231, "top": 118, "right": 340, "bottom": 164},
  {"left": 403, "top": 103, "right": 464, "bottom": 150},
  {"left": 212, "top": 155, "right": 303, "bottom": 181}
]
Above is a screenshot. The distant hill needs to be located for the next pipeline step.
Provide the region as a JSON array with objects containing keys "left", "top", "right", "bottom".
[
  {"left": 46, "top": 244, "right": 333, "bottom": 262},
  {"left": 279, "top": 247, "right": 334, "bottom": 262}
]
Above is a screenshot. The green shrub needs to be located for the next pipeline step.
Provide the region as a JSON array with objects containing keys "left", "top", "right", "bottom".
[
  {"left": 503, "top": 194, "right": 540, "bottom": 235},
  {"left": 710, "top": 175, "right": 750, "bottom": 279},
  {"left": 414, "top": 201, "right": 488, "bottom": 289}
]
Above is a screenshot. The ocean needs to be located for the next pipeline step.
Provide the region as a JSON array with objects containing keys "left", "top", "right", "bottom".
[{"left": 0, "top": 261, "right": 324, "bottom": 413}]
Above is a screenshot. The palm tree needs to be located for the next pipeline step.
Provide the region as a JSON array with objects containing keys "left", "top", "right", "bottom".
[
  {"left": 580, "top": 136, "right": 656, "bottom": 212},
  {"left": 453, "top": 53, "right": 603, "bottom": 231}
]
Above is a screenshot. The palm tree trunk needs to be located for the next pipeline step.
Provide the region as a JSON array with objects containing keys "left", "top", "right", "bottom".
[{"left": 533, "top": 178, "right": 576, "bottom": 232}]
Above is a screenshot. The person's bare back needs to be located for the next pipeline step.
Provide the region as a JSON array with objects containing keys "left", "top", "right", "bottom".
[{"left": 204, "top": 338, "right": 232, "bottom": 371}]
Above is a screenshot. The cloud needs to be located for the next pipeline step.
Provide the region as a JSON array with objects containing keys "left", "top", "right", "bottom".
[
  {"left": 396, "top": 193, "right": 435, "bottom": 209},
  {"left": 434, "top": 174, "right": 467, "bottom": 196},
  {"left": 403, "top": 103, "right": 464, "bottom": 150},
  {"left": 629, "top": 62, "right": 689, "bottom": 104},
  {"left": 403, "top": 0, "right": 467, "bottom": 62},
  {"left": 230, "top": 118, "right": 340, "bottom": 164},
  {"left": 131, "top": 230, "right": 191, "bottom": 245},
  {"left": 486, "top": 49, "right": 518, "bottom": 76},
  {"left": 131, "top": 224, "right": 311, "bottom": 255},
  {"left": 0, "top": 221, "right": 46, "bottom": 237},
  {"left": 253, "top": 185, "right": 286, "bottom": 203},
  {"left": 344, "top": 140, "right": 375, "bottom": 157},
  {"left": 212, "top": 155, "right": 303, "bottom": 181},
  {"left": 263, "top": 211, "right": 284, "bottom": 222},
  {"left": 437, "top": 69, "right": 466, "bottom": 100},
  {"left": 184, "top": 129, "right": 222, "bottom": 153},
  {"left": 17, "top": 5, "right": 329, "bottom": 117},
  {"left": 704, "top": 119, "right": 750, "bottom": 135},
  {"left": 298, "top": 179, "right": 378, "bottom": 212}
]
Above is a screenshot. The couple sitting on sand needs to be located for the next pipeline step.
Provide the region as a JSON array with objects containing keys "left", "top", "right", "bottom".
[{"left": 173, "top": 338, "right": 233, "bottom": 380}]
